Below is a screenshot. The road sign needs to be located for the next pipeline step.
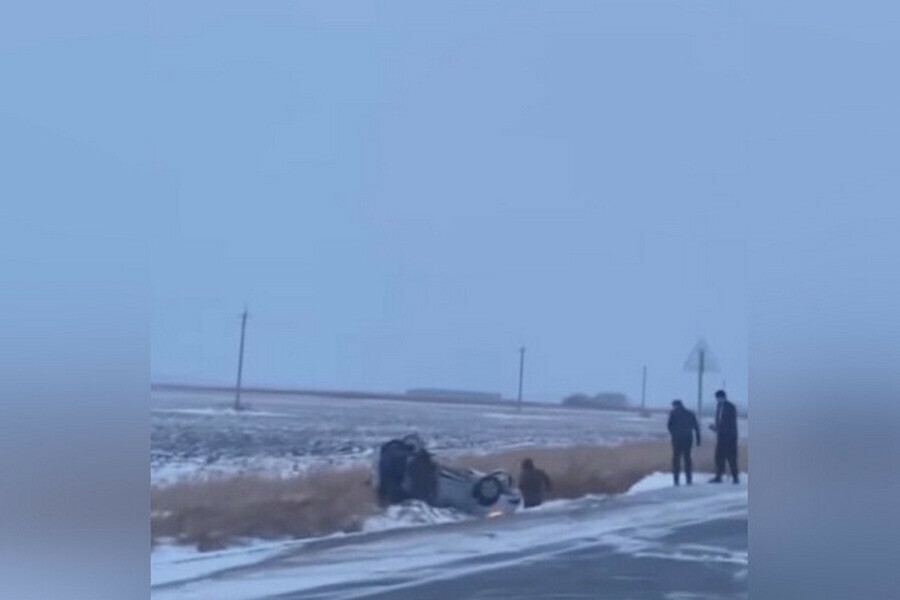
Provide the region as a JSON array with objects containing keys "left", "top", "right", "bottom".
[
  {"left": 684, "top": 339, "right": 719, "bottom": 417},
  {"left": 684, "top": 338, "right": 720, "bottom": 373}
]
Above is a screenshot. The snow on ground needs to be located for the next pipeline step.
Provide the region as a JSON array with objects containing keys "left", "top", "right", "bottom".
[
  {"left": 527, "top": 494, "right": 606, "bottom": 513},
  {"left": 151, "top": 503, "right": 466, "bottom": 587},
  {"left": 482, "top": 411, "right": 570, "bottom": 421},
  {"left": 627, "top": 471, "right": 679, "bottom": 494},
  {"left": 362, "top": 501, "right": 470, "bottom": 532},
  {"left": 151, "top": 503, "right": 469, "bottom": 587},
  {"left": 150, "top": 503, "right": 465, "bottom": 588},
  {"left": 151, "top": 453, "right": 368, "bottom": 487},
  {"left": 150, "top": 471, "right": 745, "bottom": 594},
  {"left": 152, "top": 407, "right": 294, "bottom": 419},
  {"left": 152, "top": 477, "right": 748, "bottom": 600},
  {"left": 627, "top": 471, "right": 749, "bottom": 495},
  {"left": 152, "top": 391, "right": 749, "bottom": 598},
  {"left": 151, "top": 540, "right": 305, "bottom": 587},
  {"left": 151, "top": 390, "right": 683, "bottom": 485}
]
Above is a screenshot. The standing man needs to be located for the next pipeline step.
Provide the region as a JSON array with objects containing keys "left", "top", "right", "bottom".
[
  {"left": 406, "top": 445, "right": 439, "bottom": 504},
  {"left": 709, "top": 390, "right": 740, "bottom": 483},
  {"left": 375, "top": 433, "right": 427, "bottom": 506},
  {"left": 667, "top": 400, "right": 701, "bottom": 486}
]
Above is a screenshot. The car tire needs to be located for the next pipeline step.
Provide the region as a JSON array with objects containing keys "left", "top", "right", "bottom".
[{"left": 473, "top": 474, "right": 503, "bottom": 506}]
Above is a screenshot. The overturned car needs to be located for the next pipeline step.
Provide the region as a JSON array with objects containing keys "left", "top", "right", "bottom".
[{"left": 372, "top": 434, "right": 522, "bottom": 517}]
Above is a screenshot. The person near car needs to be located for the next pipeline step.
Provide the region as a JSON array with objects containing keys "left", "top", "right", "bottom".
[
  {"left": 405, "top": 446, "right": 439, "bottom": 503},
  {"left": 376, "top": 440, "right": 410, "bottom": 505},
  {"left": 376, "top": 434, "right": 424, "bottom": 505},
  {"left": 667, "top": 399, "right": 701, "bottom": 486},
  {"left": 518, "top": 458, "right": 552, "bottom": 508},
  {"left": 709, "top": 390, "right": 740, "bottom": 484}
]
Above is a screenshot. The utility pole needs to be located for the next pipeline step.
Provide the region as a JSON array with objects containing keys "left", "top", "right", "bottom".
[
  {"left": 697, "top": 347, "right": 705, "bottom": 417},
  {"left": 517, "top": 346, "right": 526, "bottom": 412},
  {"left": 641, "top": 365, "right": 647, "bottom": 413},
  {"left": 234, "top": 307, "right": 248, "bottom": 411}
]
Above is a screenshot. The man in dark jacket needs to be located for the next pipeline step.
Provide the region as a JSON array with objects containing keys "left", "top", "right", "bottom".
[
  {"left": 376, "top": 438, "right": 414, "bottom": 506},
  {"left": 518, "top": 458, "right": 552, "bottom": 508},
  {"left": 376, "top": 434, "right": 427, "bottom": 506},
  {"left": 709, "top": 390, "right": 740, "bottom": 483},
  {"left": 667, "top": 400, "right": 701, "bottom": 486},
  {"left": 405, "top": 446, "right": 439, "bottom": 504}
]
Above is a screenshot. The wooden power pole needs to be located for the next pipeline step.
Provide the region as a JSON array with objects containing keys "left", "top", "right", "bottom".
[
  {"left": 234, "top": 307, "right": 248, "bottom": 411},
  {"left": 517, "top": 346, "right": 526, "bottom": 412}
]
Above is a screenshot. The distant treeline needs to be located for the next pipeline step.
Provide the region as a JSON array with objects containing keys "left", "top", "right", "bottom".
[
  {"left": 405, "top": 388, "right": 503, "bottom": 403},
  {"left": 561, "top": 392, "right": 632, "bottom": 410}
]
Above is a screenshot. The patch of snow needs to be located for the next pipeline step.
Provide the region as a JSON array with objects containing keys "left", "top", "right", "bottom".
[
  {"left": 527, "top": 494, "right": 607, "bottom": 513},
  {"left": 627, "top": 471, "right": 748, "bottom": 495},
  {"left": 152, "top": 485, "right": 748, "bottom": 600},
  {"left": 627, "top": 471, "right": 680, "bottom": 494},
  {"left": 482, "top": 412, "right": 565, "bottom": 421},
  {"left": 151, "top": 454, "right": 371, "bottom": 486},
  {"left": 634, "top": 544, "right": 748, "bottom": 566},
  {"left": 152, "top": 502, "right": 470, "bottom": 590},
  {"left": 151, "top": 540, "right": 299, "bottom": 587},
  {"left": 363, "top": 501, "right": 470, "bottom": 532},
  {"left": 152, "top": 407, "right": 292, "bottom": 418}
]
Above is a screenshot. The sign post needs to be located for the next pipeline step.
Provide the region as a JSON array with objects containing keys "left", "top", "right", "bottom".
[{"left": 684, "top": 339, "right": 719, "bottom": 417}]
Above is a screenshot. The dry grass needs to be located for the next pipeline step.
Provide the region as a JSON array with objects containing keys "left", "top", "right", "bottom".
[
  {"left": 151, "top": 440, "right": 748, "bottom": 550},
  {"left": 151, "top": 467, "right": 374, "bottom": 551},
  {"left": 450, "top": 440, "right": 748, "bottom": 499}
]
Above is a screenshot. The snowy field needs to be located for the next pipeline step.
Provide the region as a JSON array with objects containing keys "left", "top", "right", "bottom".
[
  {"left": 152, "top": 391, "right": 749, "bottom": 598},
  {"left": 151, "top": 472, "right": 748, "bottom": 599},
  {"left": 151, "top": 390, "right": 688, "bottom": 485}
]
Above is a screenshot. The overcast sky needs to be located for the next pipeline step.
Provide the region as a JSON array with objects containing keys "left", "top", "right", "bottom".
[{"left": 150, "top": 2, "right": 748, "bottom": 406}]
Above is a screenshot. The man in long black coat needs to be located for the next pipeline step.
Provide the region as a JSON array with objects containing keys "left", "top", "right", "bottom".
[
  {"left": 709, "top": 390, "right": 740, "bottom": 483},
  {"left": 667, "top": 400, "right": 701, "bottom": 486}
]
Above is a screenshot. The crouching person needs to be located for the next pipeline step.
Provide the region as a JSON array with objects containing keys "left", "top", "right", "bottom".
[{"left": 518, "top": 458, "right": 552, "bottom": 508}]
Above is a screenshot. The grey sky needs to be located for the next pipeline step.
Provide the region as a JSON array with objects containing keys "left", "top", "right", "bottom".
[{"left": 150, "top": 2, "right": 747, "bottom": 405}]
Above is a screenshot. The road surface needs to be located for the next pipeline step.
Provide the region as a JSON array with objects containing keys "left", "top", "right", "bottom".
[{"left": 152, "top": 480, "right": 748, "bottom": 600}]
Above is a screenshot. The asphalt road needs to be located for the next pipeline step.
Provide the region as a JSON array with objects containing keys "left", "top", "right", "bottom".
[
  {"left": 347, "top": 516, "right": 748, "bottom": 600},
  {"left": 153, "top": 482, "right": 748, "bottom": 600}
]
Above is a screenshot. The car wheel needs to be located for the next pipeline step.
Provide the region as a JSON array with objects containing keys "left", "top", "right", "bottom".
[{"left": 473, "top": 475, "right": 503, "bottom": 506}]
